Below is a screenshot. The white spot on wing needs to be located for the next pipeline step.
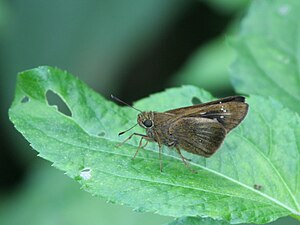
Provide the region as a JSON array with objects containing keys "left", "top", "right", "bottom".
[{"left": 220, "top": 106, "right": 227, "bottom": 113}]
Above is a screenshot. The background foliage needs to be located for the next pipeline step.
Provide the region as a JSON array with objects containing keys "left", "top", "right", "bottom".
[{"left": 1, "top": 0, "right": 300, "bottom": 225}]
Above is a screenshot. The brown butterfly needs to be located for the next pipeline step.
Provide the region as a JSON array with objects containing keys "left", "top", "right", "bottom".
[{"left": 112, "top": 95, "right": 248, "bottom": 171}]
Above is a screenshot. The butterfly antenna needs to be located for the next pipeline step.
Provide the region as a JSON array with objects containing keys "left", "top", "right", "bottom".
[
  {"left": 118, "top": 123, "right": 138, "bottom": 136},
  {"left": 111, "top": 94, "right": 142, "bottom": 113}
]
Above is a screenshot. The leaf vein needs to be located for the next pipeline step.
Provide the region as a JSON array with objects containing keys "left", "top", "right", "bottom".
[{"left": 234, "top": 132, "right": 300, "bottom": 212}]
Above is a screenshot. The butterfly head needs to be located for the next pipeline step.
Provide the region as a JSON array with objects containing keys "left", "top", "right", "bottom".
[{"left": 137, "top": 112, "right": 154, "bottom": 129}]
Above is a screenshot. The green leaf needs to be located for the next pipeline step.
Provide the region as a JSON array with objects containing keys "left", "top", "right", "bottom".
[
  {"left": 0, "top": 164, "right": 170, "bottom": 225},
  {"left": 230, "top": 0, "right": 300, "bottom": 113},
  {"left": 9, "top": 66, "right": 300, "bottom": 224},
  {"left": 166, "top": 217, "right": 229, "bottom": 225},
  {"left": 166, "top": 216, "right": 300, "bottom": 225}
]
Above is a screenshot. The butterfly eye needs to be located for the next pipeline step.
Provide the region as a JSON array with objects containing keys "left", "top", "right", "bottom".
[{"left": 143, "top": 119, "right": 153, "bottom": 127}]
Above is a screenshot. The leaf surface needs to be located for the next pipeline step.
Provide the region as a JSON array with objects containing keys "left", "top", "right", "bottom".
[
  {"left": 9, "top": 66, "right": 300, "bottom": 224},
  {"left": 231, "top": 0, "right": 300, "bottom": 113},
  {"left": 166, "top": 217, "right": 229, "bottom": 225}
]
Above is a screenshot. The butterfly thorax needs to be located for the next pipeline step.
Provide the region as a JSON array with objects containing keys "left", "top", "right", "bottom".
[{"left": 137, "top": 111, "right": 175, "bottom": 145}]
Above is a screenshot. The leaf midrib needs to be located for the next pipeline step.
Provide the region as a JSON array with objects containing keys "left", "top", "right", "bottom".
[
  {"left": 29, "top": 122, "right": 286, "bottom": 206},
  {"left": 16, "top": 112, "right": 299, "bottom": 216}
]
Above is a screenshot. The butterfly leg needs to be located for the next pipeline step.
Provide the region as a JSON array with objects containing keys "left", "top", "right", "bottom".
[
  {"left": 158, "top": 144, "right": 163, "bottom": 172},
  {"left": 175, "top": 145, "right": 197, "bottom": 173},
  {"left": 132, "top": 136, "right": 150, "bottom": 159},
  {"left": 140, "top": 138, "right": 149, "bottom": 148},
  {"left": 175, "top": 146, "right": 189, "bottom": 166},
  {"left": 152, "top": 131, "right": 164, "bottom": 172},
  {"left": 117, "top": 133, "right": 148, "bottom": 147}
]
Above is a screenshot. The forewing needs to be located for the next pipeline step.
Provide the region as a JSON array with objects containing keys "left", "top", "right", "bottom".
[
  {"left": 166, "top": 96, "right": 248, "bottom": 133},
  {"left": 169, "top": 117, "right": 226, "bottom": 157}
]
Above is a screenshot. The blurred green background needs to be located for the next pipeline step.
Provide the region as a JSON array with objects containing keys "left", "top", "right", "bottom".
[{"left": 0, "top": 1, "right": 298, "bottom": 225}]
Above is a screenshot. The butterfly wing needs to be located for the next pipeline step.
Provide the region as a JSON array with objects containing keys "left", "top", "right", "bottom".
[
  {"left": 169, "top": 117, "right": 226, "bottom": 157},
  {"left": 166, "top": 96, "right": 248, "bottom": 133}
]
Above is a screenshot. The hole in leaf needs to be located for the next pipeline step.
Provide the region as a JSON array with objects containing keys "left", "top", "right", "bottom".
[
  {"left": 98, "top": 131, "right": 105, "bottom": 137},
  {"left": 46, "top": 90, "right": 72, "bottom": 117},
  {"left": 191, "top": 97, "right": 202, "bottom": 105},
  {"left": 21, "top": 96, "right": 29, "bottom": 103}
]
